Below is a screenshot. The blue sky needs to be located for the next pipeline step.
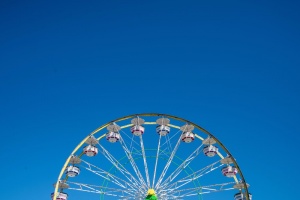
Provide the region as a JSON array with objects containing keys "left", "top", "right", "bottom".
[{"left": 0, "top": 0, "right": 299, "bottom": 199}]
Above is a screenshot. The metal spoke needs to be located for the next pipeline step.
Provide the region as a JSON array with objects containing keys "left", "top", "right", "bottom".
[
  {"left": 159, "top": 147, "right": 171, "bottom": 157},
  {"left": 169, "top": 181, "right": 235, "bottom": 194},
  {"left": 80, "top": 159, "right": 138, "bottom": 190},
  {"left": 129, "top": 147, "right": 143, "bottom": 156},
  {"left": 164, "top": 182, "right": 236, "bottom": 198},
  {"left": 66, "top": 181, "right": 148, "bottom": 200},
  {"left": 154, "top": 126, "right": 186, "bottom": 190},
  {"left": 119, "top": 129, "right": 140, "bottom": 149},
  {"left": 67, "top": 181, "right": 137, "bottom": 194},
  {"left": 165, "top": 134, "right": 173, "bottom": 153},
  {"left": 155, "top": 126, "right": 186, "bottom": 189},
  {"left": 159, "top": 143, "right": 204, "bottom": 188},
  {"left": 160, "top": 129, "right": 181, "bottom": 152},
  {"left": 158, "top": 160, "right": 224, "bottom": 193},
  {"left": 139, "top": 135, "right": 151, "bottom": 188},
  {"left": 119, "top": 136, "right": 148, "bottom": 189},
  {"left": 96, "top": 141, "right": 147, "bottom": 192},
  {"left": 152, "top": 134, "right": 162, "bottom": 188},
  {"left": 157, "top": 193, "right": 181, "bottom": 200}
]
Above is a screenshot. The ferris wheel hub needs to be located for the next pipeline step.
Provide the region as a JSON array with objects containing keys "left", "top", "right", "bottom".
[{"left": 147, "top": 188, "right": 156, "bottom": 195}]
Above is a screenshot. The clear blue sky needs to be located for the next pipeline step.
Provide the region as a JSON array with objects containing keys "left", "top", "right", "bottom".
[{"left": 0, "top": 0, "right": 299, "bottom": 199}]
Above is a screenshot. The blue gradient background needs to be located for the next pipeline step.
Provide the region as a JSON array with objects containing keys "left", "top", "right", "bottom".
[{"left": 0, "top": 0, "right": 299, "bottom": 199}]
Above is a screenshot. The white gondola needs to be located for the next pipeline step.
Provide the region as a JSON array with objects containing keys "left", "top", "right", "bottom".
[
  {"left": 51, "top": 192, "right": 68, "bottom": 200},
  {"left": 234, "top": 192, "right": 252, "bottom": 200},
  {"left": 203, "top": 145, "right": 218, "bottom": 157},
  {"left": 65, "top": 165, "right": 80, "bottom": 177},
  {"left": 156, "top": 125, "right": 170, "bottom": 136},
  {"left": 131, "top": 125, "right": 145, "bottom": 136},
  {"left": 181, "top": 132, "right": 195, "bottom": 143},
  {"left": 222, "top": 166, "right": 238, "bottom": 177},
  {"left": 106, "top": 131, "right": 120, "bottom": 143},
  {"left": 83, "top": 145, "right": 98, "bottom": 157}
]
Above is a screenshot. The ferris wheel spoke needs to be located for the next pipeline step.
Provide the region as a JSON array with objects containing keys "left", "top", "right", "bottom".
[
  {"left": 160, "top": 129, "right": 181, "bottom": 153},
  {"left": 119, "top": 129, "right": 140, "bottom": 148},
  {"left": 129, "top": 147, "right": 143, "bottom": 156},
  {"left": 159, "top": 143, "right": 204, "bottom": 188},
  {"left": 66, "top": 181, "right": 137, "bottom": 196},
  {"left": 162, "top": 182, "right": 236, "bottom": 196},
  {"left": 80, "top": 159, "right": 138, "bottom": 190},
  {"left": 154, "top": 127, "right": 184, "bottom": 190},
  {"left": 96, "top": 141, "right": 147, "bottom": 192},
  {"left": 115, "top": 192, "right": 144, "bottom": 200},
  {"left": 157, "top": 193, "right": 182, "bottom": 200},
  {"left": 152, "top": 134, "right": 162, "bottom": 188},
  {"left": 165, "top": 134, "right": 173, "bottom": 153},
  {"left": 163, "top": 183, "right": 236, "bottom": 199},
  {"left": 119, "top": 136, "right": 148, "bottom": 189},
  {"left": 159, "top": 160, "right": 224, "bottom": 192},
  {"left": 158, "top": 147, "right": 171, "bottom": 157},
  {"left": 139, "top": 135, "right": 151, "bottom": 188}
]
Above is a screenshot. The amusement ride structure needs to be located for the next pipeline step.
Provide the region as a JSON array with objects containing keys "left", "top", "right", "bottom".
[{"left": 52, "top": 113, "right": 251, "bottom": 200}]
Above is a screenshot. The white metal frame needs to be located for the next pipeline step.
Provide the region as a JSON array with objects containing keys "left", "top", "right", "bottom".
[{"left": 53, "top": 113, "right": 250, "bottom": 200}]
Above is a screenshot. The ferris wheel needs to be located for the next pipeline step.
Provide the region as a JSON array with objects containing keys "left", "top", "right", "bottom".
[{"left": 52, "top": 113, "right": 251, "bottom": 200}]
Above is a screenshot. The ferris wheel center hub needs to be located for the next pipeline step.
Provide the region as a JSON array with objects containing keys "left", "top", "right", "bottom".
[{"left": 147, "top": 189, "right": 156, "bottom": 195}]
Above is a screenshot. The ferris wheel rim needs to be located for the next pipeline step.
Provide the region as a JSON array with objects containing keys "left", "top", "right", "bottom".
[{"left": 53, "top": 113, "right": 250, "bottom": 200}]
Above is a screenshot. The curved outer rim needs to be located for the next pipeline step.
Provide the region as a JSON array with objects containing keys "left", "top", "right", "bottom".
[{"left": 53, "top": 113, "right": 250, "bottom": 200}]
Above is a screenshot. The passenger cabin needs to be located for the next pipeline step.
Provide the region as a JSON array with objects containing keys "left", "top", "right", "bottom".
[
  {"left": 65, "top": 166, "right": 80, "bottom": 177},
  {"left": 222, "top": 166, "right": 238, "bottom": 177},
  {"left": 131, "top": 125, "right": 145, "bottom": 136},
  {"left": 106, "top": 131, "right": 120, "bottom": 143},
  {"left": 83, "top": 145, "right": 98, "bottom": 157},
  {"left": 156, "top": 125, "right": 170, "bottom": 136},
  {"left": 181, "top": 132, "right": 195, "bottom": 143},
  {"left": 51, "top": 192, "right": 68, "bottom": 200},
  {"left": 203, "top": 145, "right": 218, "bottom": 157}
]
